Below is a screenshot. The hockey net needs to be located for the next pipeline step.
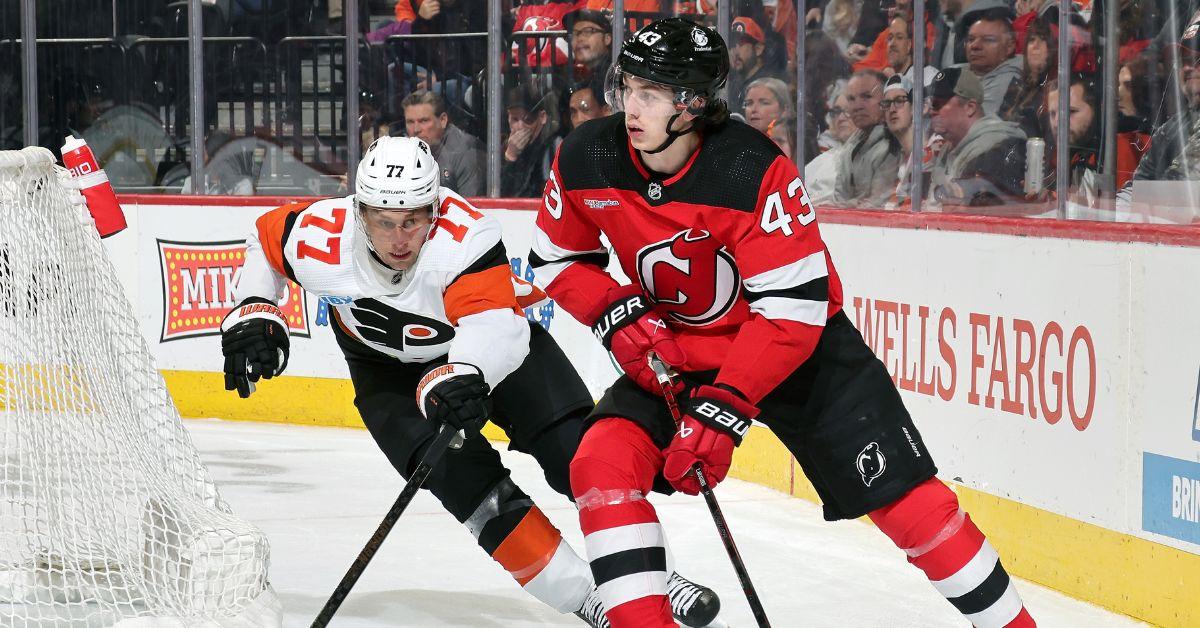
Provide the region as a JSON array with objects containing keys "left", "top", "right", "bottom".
[{"left": 0, "top": 147, "right": 280, "bottom": 627}]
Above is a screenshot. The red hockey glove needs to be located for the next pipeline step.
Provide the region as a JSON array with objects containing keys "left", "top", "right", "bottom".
[
  {"left": 664, "top": 385, "right": 758, "bottom": 495},
  {"left": 587, "top": 285, "right": 686, "bottom": 395}
]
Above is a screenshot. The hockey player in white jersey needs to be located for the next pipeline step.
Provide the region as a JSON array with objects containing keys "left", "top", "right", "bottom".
[{"left": 219, "top": 137, "right": 721, "bottom": 627}]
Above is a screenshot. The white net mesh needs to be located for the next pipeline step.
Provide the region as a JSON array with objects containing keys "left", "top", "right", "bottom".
[{"left": 0, "top": 147, "right": 278, "bottom": 627}]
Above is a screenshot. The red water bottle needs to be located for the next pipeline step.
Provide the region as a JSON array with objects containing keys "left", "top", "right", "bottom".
[{"left": 61, "top": 135, "right": 127, "bottom": 238}]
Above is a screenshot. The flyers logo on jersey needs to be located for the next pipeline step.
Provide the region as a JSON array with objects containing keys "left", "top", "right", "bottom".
[
  {"left": 158, "top": 240, "right": 309, "bottom": 342},
  {"left": 345, "top": 298, "right": 455, "bottom": 351},
  {"left": 635, "top": 229, "right": 739, "bottom": 326}
]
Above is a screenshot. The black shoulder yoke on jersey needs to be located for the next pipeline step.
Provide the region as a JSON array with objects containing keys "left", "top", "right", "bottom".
[{"left": 557, "top": 113, "right": 784, "bottom": 213}]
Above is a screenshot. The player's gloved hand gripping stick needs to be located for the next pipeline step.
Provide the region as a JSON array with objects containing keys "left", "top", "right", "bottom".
[
  {"left": 648, "top": 354, "right": 773, "bottom": 628},
  {"left": 589, "top": 284, "right": 687, "bottom": 396},
  {"left": 415, "top": 362, "right": 492, "bottom": 433}
]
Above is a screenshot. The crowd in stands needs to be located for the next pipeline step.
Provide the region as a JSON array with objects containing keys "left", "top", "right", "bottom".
[
  {"left": 364, "top": 0, "right": 1200, "bottom": 220},
  {"left": 6, "top": 0, "right": 1200, "bottom": 221}
]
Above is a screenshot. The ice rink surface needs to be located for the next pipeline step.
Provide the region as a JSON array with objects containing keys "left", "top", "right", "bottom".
[{"left": 187, "top": 419, "right": 1144, "bottom": 628}]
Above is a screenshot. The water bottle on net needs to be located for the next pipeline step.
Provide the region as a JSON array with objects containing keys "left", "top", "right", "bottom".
[{"left": 61, "top": 135, "right": 127, "bottom": 238}]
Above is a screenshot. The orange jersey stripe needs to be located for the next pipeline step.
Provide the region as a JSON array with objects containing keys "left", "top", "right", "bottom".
[
  {"left": 443, "top": 264, "right": 520, "bottom": 325},
  {"left": 255, "top": 201, "right": 314, "bottom": 278},
  {"left": 491, "top": 506, "right": 562, "bottom": 586},
  {"left": 513, "top": 274, "right": 547, "bottom": 309},
  {"left": 394, "top": 0, "right": 418, "bottom": 21}
]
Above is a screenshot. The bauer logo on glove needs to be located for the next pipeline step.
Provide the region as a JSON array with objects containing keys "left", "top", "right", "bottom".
[
  {"left": 416, "top": 362, "right": 492, "bottom": 433},
  {"left": 664, "top": 384, "right": 759, "bottom": 494},
  {"left": 587, "top": 285, "right": 687, "bottom": 395},
  {"left": 591, "top": 293, "right": 650, "bottom": 344},
  {"left": 220, "top": 297, "right": 290, "bottom": 398},
  {"left": 692, "top": 400, "right": 751, "bottom": 439}
]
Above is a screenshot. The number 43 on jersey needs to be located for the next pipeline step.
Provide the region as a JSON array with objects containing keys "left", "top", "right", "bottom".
[{"left": 760, "top": 176, "right": 816, "bottom": 237}]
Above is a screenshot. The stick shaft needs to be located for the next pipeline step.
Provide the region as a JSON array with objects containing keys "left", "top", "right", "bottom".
[
  {"left": 647, "top": 354, "right": 772, "bottom": 628},
  {"left": 693, "top": 465, "right": 772, "bottom": 627},
  {"left": 311, "top": 426, "right": 461, "bottom": 627}
]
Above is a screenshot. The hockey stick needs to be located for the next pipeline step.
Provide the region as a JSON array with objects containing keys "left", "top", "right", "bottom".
[
  {"left": 311, "top": 424, "right": 465, "bottom": 628},
  {"left": 648, "top": 354, "right": 773, "bottom": 628}
]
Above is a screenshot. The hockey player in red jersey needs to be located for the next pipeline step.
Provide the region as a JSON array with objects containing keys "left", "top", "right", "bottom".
[
  {"left": 530, "top": 17, "right": 1037, "bottom": 628},
  {"left": 219, "top": 137, "right": 720, "bottom": 627}
]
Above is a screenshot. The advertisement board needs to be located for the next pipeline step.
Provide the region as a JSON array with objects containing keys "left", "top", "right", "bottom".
[{"left": 113, "top": 198, "right": 1200, "bottom": 557}]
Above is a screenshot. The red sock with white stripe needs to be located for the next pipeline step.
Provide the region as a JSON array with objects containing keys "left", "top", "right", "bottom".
[
  {"left": 869, "top": 478, "right": 1035, "bottom": 628},
  {"left": 571, "top": 418, "right": 675, "bottom": 628}
]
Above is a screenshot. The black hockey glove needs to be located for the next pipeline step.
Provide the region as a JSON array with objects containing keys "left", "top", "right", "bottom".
[
  {"left": 220, "top": 297, "right": 290, "bottom": 398},
  {"left": 416, "top": 362, "right": 492, "bottom": 433}
]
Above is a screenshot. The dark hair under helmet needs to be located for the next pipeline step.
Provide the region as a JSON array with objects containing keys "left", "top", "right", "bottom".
[{"left": 617, "top": 18, "right": 729, "bottom": 98}]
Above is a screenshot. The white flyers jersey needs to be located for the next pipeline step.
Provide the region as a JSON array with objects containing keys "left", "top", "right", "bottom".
[{"left": 235, "top": 190, "right": 545, "bottom": 388}]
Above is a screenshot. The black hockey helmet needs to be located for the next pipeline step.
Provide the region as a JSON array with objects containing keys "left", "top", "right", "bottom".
[
  {"left": 607, "top": 18, "right": 729, "bottom": 154},
  {"left": 615, "top": 18, "right": 729, "bottom": 100}
]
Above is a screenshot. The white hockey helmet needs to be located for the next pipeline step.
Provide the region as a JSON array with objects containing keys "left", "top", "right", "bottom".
[{"left": 355, "top": 136, "right": 440, "bottom": 211}]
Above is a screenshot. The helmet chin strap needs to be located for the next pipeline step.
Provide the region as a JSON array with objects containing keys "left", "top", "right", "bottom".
[
  {"left": 645, "top": 112, "right": 696, "bottom": 154},
  {"left": 643, "top": 99, "right": 705, "bottom": 155}
]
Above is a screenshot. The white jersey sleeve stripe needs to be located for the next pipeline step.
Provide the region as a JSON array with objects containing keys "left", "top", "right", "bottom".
[
  {"left": 532, "top": 225, "right": 607, "bottom": 261},
  {"left": 749, "top": 296, "right": 829, "bottom": 326},
  {"left": 742, "top": 249, "right": 828, "bottom": 293},
  {"left": 529, "top": 226, "right": 608, "bottom": 288}
]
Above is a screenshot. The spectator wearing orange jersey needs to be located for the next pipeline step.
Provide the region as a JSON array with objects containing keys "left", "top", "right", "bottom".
[
  {"left": 852, "top": 1, "right": 935, "bottom": 77},
  {"left": 855, "top": 12, "right": 937, "bottom": 88}
]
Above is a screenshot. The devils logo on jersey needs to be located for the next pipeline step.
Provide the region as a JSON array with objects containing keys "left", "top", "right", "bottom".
[
  {"left": 635, "top": 229, "right": 739, "bottom": 326},
  {"left": 347, "top": 298, "right": 455, "bottom": 350}
]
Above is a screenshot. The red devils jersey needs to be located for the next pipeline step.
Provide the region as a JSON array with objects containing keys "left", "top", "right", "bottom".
[{"left": 530, "top": 114, "right": 844, "bottom": 403}]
